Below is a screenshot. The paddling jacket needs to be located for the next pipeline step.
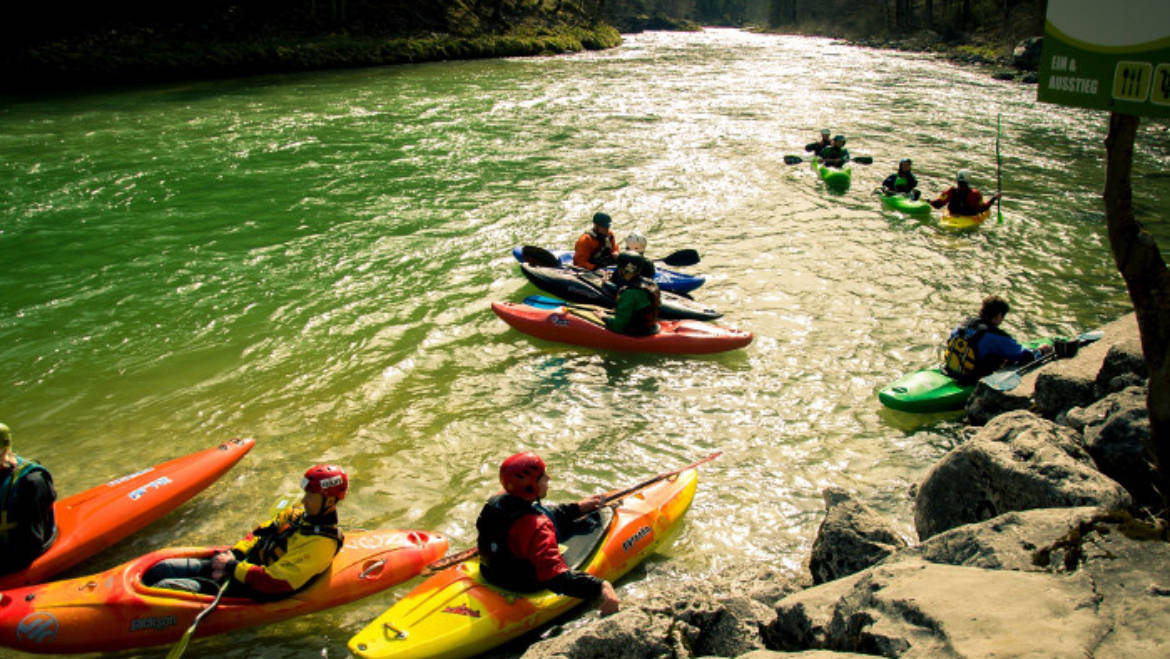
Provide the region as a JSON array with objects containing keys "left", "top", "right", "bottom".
[
  {"left": 943, "top": 316, "right": 1039, "bottom": 383},
  {"left": 476, "top": 494, "right": 605, "bottom": 600},
  {"left": 573, "top": 228, "right": 619, "bottom": 271},
  {"left": 226, "top": 506, "right": 343, "bottom": 598},
  {"left": 819, "top": 146, "right": 850, "bottom": 166},
  {"left": 605, "top": 277, "right": 661, "bottom": 336},
  {"left": 882, "top": 172, "right": 918, "bottom": 193},
  {"left": 805, "top": 139, "right": 831, "bottom": 156},
  {"left": 930, "top": 185, "right": 991, "bottom": 215},
  {"left": 0, "top": 456, "right": 57, "bottom": 575}
]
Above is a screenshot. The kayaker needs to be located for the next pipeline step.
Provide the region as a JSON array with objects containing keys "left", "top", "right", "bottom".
[
  {"left": 572, "top": 212, "right": 620, "bottom": 271},
  {"left": 476, "top": 452, "right": 620, "bottom": 616},
  {"left": 881, "top": 158, "right": 920, "bottom": 200},
  {"left": 143, "top": 464, "right": 347, "bottom": 599},
  {"left": 624, "top": 231, "right": 648, "bottom": 254},
  {"left": 804, "top": 128, "right": 832, "bottom": 156},
  {"left": 604, "top": 251, "right": 661, "bottom": 336},
  {"left": 0, "top": 422, "right": 57, "bottom": 576},
  {"left": 942, "top": 295, "right": 1053, "bottom": 383},
  {"left": 819, "top": 135, "right": 851, "bottom": 168},
  {"left": 930, "top": 169, "right": 1001, "bottom": 215}
]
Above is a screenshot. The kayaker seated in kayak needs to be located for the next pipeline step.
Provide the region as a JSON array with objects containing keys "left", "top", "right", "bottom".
[
  {"left": 603, "top": 252, "right": 661, "bottom": 336},
  {"left": 819, "top": 135, "right": 851, "bottom": 168},
  {"left": 476, "top": 452, "right": 620, "bottom": 616},
  {"left": 881, "top": 158, "right": 920, "bottom": 200},
  {"left": 143, "top": 464, "right": 347, "bottom": 600},
  {"left": 804, "top": 128, "right": 832, "bottom": 156},
  {"left": 572, "top": 212, "right": 619, "bottom": 271},
  {"left": 942, "top": 295, "right": 1053, "bottom": 384},
  {"left": 929, "top": 169, "right": 1000, "bottom": 215},
  {"left": 0, "top": 422, "right": 57, "bottom": 576}
]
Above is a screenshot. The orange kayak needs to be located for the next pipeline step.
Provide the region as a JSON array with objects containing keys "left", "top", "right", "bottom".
[
  {"left": 939, "top": 207, "right": 991, "bottom": 231},
  {"left": 348, "top": 468, "right": 699, "bottom": 659},
  {"left": 0, "top": 529, "right": 448, "bottom": 654},
  {"left": 0, "top": 438, "right": 255, "bottom": 590}
]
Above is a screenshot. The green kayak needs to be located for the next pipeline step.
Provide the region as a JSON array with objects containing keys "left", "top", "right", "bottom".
[
  {"left": 812, "top": 156, "right": 851, "bottom": 190},
  {"left": 878, "top": 192, "right": 932, "bottom": 215}
]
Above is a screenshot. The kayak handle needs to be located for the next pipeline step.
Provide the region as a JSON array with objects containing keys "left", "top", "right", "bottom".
[
  {"left": 359, "top": 559, "right": 387, "bottom": 580},
  {"left": 383, "top": 622, "right": 409, "bottom": 640}
]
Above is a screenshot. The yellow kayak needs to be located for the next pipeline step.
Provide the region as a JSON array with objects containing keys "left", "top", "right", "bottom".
[
  {"left": 939, "top": 207, "right": 991, "bottom": 231},
  {"left": 347, "top": 468, "right": 699, "bottom": 659}
]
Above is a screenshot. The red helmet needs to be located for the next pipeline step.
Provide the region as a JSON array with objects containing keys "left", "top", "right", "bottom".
[
  {"left": 302, "top": 464, "right": 348, "bottom": 501},
  {"left": 499, "top": 452, "right": 546, "bottom": 500}
]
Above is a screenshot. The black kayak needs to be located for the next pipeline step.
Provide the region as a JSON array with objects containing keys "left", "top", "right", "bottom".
[{"left": 519, "top": 263, "right": 722, "bottom": 321}]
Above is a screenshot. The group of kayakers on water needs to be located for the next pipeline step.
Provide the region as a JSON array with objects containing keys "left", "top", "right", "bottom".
[
  {"left": 572, "top": 211, "right": 663, "bottom": 337},
  {"left": 805, "top": 127, "right": 1001, "bottom": 215},
  {"left": 1, "top": 421, "right": 622, "bottom": 616}
]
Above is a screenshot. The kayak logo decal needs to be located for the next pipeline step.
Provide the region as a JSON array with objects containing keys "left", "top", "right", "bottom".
[
  {"left": 550, "top": 315, "right": 570, "bottom": 327},
  {"left": 105, "top": 467, "right": 154, "bottom": 487},
  {"left": 16, "top": 612, "right": 58, "bottom": 644},
  {"left": 442, "top": 603, "right": 481, "bottom": 618},
  {"left": 130, "top": 615, "right": 177, "bottom": 632},
  {"left": 621, "top": 525, "right": 652, "bottom": 553},
  {"left": 128, "top": 476, "right": 173, "bottom": 501}
]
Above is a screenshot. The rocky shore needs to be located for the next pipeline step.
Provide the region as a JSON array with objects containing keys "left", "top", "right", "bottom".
[{"left": 511, "top": 312, "right": 1167, "bottom": 658}]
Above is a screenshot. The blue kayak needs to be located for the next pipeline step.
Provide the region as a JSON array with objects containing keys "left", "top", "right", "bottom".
[{"left": 511, "top": 247, "right": 705, "bottom": 295}]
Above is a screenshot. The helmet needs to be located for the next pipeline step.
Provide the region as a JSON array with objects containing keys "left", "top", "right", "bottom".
[
  {"left": 500, "top": 452, "right": 546, "bottom": 500},
  {"left": 616, "top": 251, "right": 651, "bottom": 280},
  {"left": 624, "top": 231, "right": 647, "bottom": 253},
  {"left": 592, "top": 212, "right": 612, "bottom": 228},
  {"left": 899, "top": 158, "right": 912, "bottom": 167},
  {"left": 302, "top": 464, "right": 348, "bottom": 501},
  {"left": 833, "top": 134, "right": 846, "bottom": 143},
  {"left": 0, "top": 422, "right": 11, "bottom": 449},
  {"left": 820, "top": 128, "right": 831, "bottom": 136},
  {"left": 956, "top": 169, "right": 970, "bottom": 184}
]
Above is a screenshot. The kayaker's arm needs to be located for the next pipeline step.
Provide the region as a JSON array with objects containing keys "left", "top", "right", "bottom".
[
  {"left": 978, "top": 192, "right": 1002, "bottom": 213},
  {"left": 604, "top": 289, "right": 649, "bottom": 334},
  {"left": 216, "top": 533, "right": 338, "bottom": 594}
]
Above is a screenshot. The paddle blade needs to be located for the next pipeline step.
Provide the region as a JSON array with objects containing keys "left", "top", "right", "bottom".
[
  {"left": 523, "top": 295, "right": 568, "bottom": 309},
  {"left": 783, "top": 155, "right": 803, "bottom": 165},
  {"left": 853, "top": 156, "right": 873, "bottom": 165},
  {"left": 520, "top": 246, "right": 562, "bottom": 269},
  {"left": 659, "top": 249, "right": 700, "bottom": 267},
  {"left": 164, "top": 633, "right": 193, "bottom": 659}
]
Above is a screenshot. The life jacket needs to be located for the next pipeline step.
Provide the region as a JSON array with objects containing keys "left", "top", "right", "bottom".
[
  {"left": 946, "top": 186, "right": 984, "bottom": 215},
  {"left": 943, "top": 317, "right": 1010, "bottom": 382},
  {"left": 615, "top": 277, "right": 661, "bottom": 336},
  {"left": 245, "top": 509, "right": 343, "bottom": 567},
  {"left": 586, "top": 229, "right": 617, "bottom": 268},
  {"left": 0, "top": 457, "right": 54, "bottom": 547},
  {"left": 476, "top": 494, "right": 556, "bottom": 592}
]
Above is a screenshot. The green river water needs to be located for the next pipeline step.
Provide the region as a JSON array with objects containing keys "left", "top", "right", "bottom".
[{"left": 2, "top": 28, "right": 1169, "bottom": 657}]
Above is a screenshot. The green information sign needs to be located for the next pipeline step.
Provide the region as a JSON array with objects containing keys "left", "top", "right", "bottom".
[{"left": 1038, "top": 0, "right": 1170, "bottom": 118}]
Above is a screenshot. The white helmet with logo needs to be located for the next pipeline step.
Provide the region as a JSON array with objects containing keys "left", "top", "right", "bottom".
[{"left": 624, "top": 231, "right": 647, "bottom": 254}]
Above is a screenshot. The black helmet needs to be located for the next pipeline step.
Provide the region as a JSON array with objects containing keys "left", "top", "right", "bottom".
[{"left": 615, "top": 251, "right": 653, "bottom": 279}]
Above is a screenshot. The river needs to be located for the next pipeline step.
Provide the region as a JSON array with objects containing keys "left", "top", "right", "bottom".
[{"left": 2, "top": 28, "right": 1168, "bottom": 657}]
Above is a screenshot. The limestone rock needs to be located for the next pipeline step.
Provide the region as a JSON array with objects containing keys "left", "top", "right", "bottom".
[
  {"left": 1012, "top": 36, "right": 1044, "bottom": 70},
  {"left": 912, "top": 506, "right": 1102, "bottom": 571},
  {"left": 809, "top": 488, "right": 907, "bottom": 584},
  {"left": 1072, "top": 386, "right": 1158, "bottom": 508},
  {"left": 914, "top": 410, "right": 1131, "bottom": 540}
]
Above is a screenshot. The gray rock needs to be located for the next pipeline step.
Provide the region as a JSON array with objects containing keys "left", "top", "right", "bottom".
[
  {"left": 1021, "top": 72, "right": 1038, "bottom": 84},
  {"left": 992, "top": 70, "right": 1016, "bottom": 81},
  {"left": 914, "top": 410, "right": 1132, "bottom": 540},
  {"left": 1012, "top": 36, "right": 1044, "bottom": 70},
  {"left": 1075, "top": 386, "right": 1158, "bottom": 508},
  {"left": 1096, "top": 339, "right": 1146, "bottom": 394},
  {"left": 809, "top": 488, "right": 907, "bottom": 584},
  {"left": 726, "top": 651, "right": 872, "bottom": 659},
  {"left": 912, "top": 506, "right": 1102, "bottom": 571}
]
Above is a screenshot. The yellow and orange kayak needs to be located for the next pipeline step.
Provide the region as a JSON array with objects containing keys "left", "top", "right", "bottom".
[
  {"left": 0, "top": 529, "right": 447, "bottom": 654},
  {"left": 939, "top": 207, "right": 991, "bottom": 231},
  {"left": 347, "top": 468, "right": 699, "bottom": 659},
  {"left": 0, "top": 438, "right": 255, "bottom": 591}
]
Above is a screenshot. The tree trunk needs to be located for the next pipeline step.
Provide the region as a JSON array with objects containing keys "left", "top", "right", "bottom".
[
  {"left": 1103, "top": 112, "right": 1170, "bottom": 516},
  {"left": 924, "top": 0, "right": 933, "bottom": 28}
]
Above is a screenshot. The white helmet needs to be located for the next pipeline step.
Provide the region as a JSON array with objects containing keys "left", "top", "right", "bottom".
[
  {"left": 956, "top": 169, "right": 970, "bottom": 184},
  {"left": 624, "top": 232, "right": 647, "bottom": 253}
]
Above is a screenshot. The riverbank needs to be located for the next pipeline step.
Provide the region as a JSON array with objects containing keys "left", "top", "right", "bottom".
[{"left": 507, "top": 312, "right": 1169, "bottom": 658}]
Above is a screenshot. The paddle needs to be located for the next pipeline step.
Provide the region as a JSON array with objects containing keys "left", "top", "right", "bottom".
[
  {"left": 981, "top": 330, "right": 1105, "bottom": 392},
  {"left": 995, "top": 112, "right": 1004, "bottom": 225},
  {"left": 164, "top": 578, "right": 230, "bottom": 659},
  {"left": 421, "top": 451, "right": 722, "bottom": 575},
  {"left": 784, "top": 155, "right": 873, "bottom": 165},
  {"left": 524, "top": 295, "right": 608, "bottom": 313},
  {"left": 520, "top": 246, "right": 700, "bottom": 269}
]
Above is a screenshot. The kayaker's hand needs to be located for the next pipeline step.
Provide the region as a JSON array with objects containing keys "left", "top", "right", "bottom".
[
  {"left": 210, "top": 551, "right": 234, "bottom": 581},
  {"left": 578, "top": 493, "right": 605, "bottom": 513},
  {"left": 1038, "top": 344, "right": 1054, "bottom": 355},
  {"left": 598, "top": 580, "right": 620, "bottom": 616}
]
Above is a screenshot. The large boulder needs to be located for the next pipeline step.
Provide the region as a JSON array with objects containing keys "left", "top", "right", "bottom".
[
  {"left": 809, "top": 488, "right": 907, "bottom": 584},
  {"left": 1067, "top": 385, "right": 1158, "bottom": 509},
  {"left": 1096, "top": 340, "right": 1146, "bottom": 394},
  {"left": 914, "top": 410, "right": 1131, "bottom": 540},
  {"left": 912, "top": 506, "right": 1102, "bottom": 571},
  {"left": 1012, "top": 36, "right": 1044, "bottom": 70}
]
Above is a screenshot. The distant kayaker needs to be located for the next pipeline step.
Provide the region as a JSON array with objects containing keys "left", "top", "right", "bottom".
[
  {"left": 572, "top": 212, "right": 620, "bottom": 270},
  {"left": 943, "top": 295, "right": 1053, "bottom": 383},
  {"left": 930, "top": 169, "right": 1000, "bottom": 215},
  {"left": 144, "top": 464, "right": 347, "bottom": 599},
  {"left": 0, "top": 422, "right": 57, "bottom": 576},
  {"left": 804, "top": 128, "right": 832, "bottom": 156},
  {"left": 624, "top": 231, "right": 648, "bottom": 254},
  {"left": 604, "top": 252, "right": 661, "bottom": 336},
  {"left": 819, "top": 135, "right": 851, "bottom": 168},
  {"left": 881, "top": 158, "right": 920, "bottom": 200},
  {"left": 476, "top": 452, "right": 620, "bottom": 616}
]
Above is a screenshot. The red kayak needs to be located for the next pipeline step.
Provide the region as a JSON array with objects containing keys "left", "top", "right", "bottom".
[
  {"left": 0, "top": 529, "right": 448, "bottom": 654},
  {"left": 0, "top": 438, "right": 255, "bottom": 590},
  {"left": 492, "top": 301, "right": 751, "bottom": 355}
]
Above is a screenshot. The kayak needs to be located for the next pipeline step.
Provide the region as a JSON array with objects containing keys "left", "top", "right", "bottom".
[
  {"left": 347, "top": 467, "right": 699, "bottom": 659},
  {"left": 519, "top": 263, "right": 721, "bottom": 321},
  {"left": 878, "top": 192, "right": 932, "bottom": 216},
  {"left": 492, "top": 301, "right": 751, "bottom": 355},
  {"left": 0, "top": 438, "right": 255, "bottom": 590},
  {"left": 811, "top": 156, "right": 851, "bottom": 190},
  {"left": 877, "top": 339, "right": 1053, "bottom": 413},
  {"left": 0, "top": 529, "right": 448, "bottom": 654},
  {"left": 939, "top": 207, "right": 991, "bottom": 231},
  {"left": 510, "top": 247, "right": 705, "bottom": 295}
]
